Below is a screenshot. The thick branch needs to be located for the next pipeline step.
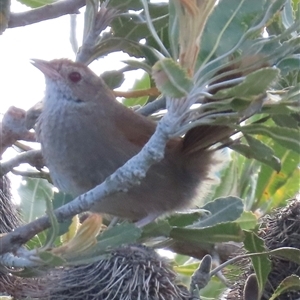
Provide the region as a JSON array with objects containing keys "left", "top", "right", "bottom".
[{"left": 8, "top": 0, "right": 85, "bottom": 28}]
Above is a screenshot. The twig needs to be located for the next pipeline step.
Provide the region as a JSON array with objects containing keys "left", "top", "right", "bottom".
[
  {"left": 211, "top": 250, "right": 230, "bottom": 287},
  {"left": 69, "top": 14, "right": 79, "bottom": 54},
  {"left": 137, "top": 97, "right": 166, "bottom": 116},
  {"left": 8, "top": 0, "right": 85, "bottom": 28},
  {"left": 76, "top": 3, "right": 119, "bottom": 64},
  {"left": 0, "top": 150, "right": 43, "bottom": 176},
  {"left": 167, "top": 240, "right": 241, "bottom": 261},
  {"left": 11, "top": 169, "right": 50, "bottom": 181},
  {"left": 0, "top": 252, "right": 41, "bottom": 268},
  {"left": 113, "top": 87, "right": 160, "bottom": 99}
]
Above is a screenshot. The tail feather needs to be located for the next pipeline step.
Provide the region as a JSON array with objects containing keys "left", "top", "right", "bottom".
[{"left": 182, "top": 125, "right": 234, "bottom": 155}]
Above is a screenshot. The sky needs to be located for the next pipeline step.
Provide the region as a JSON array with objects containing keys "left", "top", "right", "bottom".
[{"left": 0, "top": 1, "right": 135, "bottom": 115}]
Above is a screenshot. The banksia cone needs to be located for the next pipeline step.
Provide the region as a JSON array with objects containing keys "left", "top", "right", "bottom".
[
  {"left": 0, "top": 175, "right": 22, "bottom": 297},
  {"left": 0, "top": 175, "right": 20, "bottom": 234},
  {"left": 42, "top": 244, "right": 191, "bottom": 300},
  {"left": 226, "top": 198, "right": 300, "bottom": 300}
]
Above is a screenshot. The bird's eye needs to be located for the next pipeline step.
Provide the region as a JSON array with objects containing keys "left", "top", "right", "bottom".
[{"left": 68, "top": 71, "right": 82, "bottom": 83}]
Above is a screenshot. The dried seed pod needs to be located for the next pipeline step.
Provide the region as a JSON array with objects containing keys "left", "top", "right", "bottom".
[
  {"left": 225, "top": 198, "right": 300, "bottom": 300},
  {"left": 0, "top": 175, "right": 21, "bottom": 297},
  {"left": 0, "top": 176, "right": 46, "bottom": 299},
  {"left": 43, "top": 244, "right": 191, "bottom": 300},
  {"left": 0, "top": 175, "right": 21, "bottom": 233}
]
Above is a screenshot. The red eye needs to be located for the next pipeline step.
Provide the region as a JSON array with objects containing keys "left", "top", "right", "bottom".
[{"left": 68, "top": 71, "right": 82, "bottom": 83}]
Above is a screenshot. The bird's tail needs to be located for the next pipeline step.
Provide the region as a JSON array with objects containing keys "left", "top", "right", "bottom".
[{"left": 182, "top": 125, "right": 233, "bottom": 155}]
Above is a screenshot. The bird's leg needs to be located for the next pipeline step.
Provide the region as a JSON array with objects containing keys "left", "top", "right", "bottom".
[{"left": 135, "top": 212, "right": 161, "bottom": 228}]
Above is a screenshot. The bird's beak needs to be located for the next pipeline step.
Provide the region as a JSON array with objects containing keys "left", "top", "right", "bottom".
[{"left": 31, "top": 59, "right": 61, "bottom": 79}]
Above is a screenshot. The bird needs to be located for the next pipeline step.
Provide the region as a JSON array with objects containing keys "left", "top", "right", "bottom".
[{"left": 32, "top": 59, "right": 230, "bottom": 225}]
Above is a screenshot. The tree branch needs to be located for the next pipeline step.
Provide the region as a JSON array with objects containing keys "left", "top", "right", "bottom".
[
  {"left": 0, "top": 150, "right": 43, "bottom": 176},
  {"left": 0, "top": 106, "right": 35, "bottom": 157},
  {"left": 137, "top": 97, "right": 166, "bottom": 116},
  {"left": 113, "top": 87, "right": 160, "bottom": 99},
  {"left": 8, "top": 0, "right": 86, "bottom": 28},
  {"left": 76, "top": 3, "right": 119, "bottom": 64}
]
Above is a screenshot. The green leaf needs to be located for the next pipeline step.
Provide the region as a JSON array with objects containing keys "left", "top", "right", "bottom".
[
  {"left": 238, "top": 124, "right": 300, "bottom": 154},
  {"left": 235, "top": 151, "right": 261, "bottom": 209},
  {"left": 122, "top": 59, "right": 152, "bottom": 74},
  {"left": 197, "top": 0, "right": 287, "bottom": 69},
  {"left": 52, "top": 191, "right": 73, "bottom": 209},
  {"left": 141, "top": 219, "right": 171, "bottom": 239},
  {"left": 24, "top": 186, "right": 67, "bottom": 250},
  {"left": 196, "top": 196, "right": 244, "bottom": 227},
  {"left": 107, "top": 0, "right": 142, "bottom": 11},
  {"left": 213, "top": 68, "right": 279, "bottom": 100},
  {"left": 97, "top": 223, "right": 141, "bottom": 251},
  {"left": 17, "top": 0, "right": 57, "bottom": 8},
  {"left": 167, "top": 209, "right": 211, "bottom": 227},
  {"left": 272, "top": 113, "right": 300, "bottom": 129},
  {"left": 44, "top": 192, "right": 60, "bottom": 248},
  {"left": 242, "top": 134, "right": 281, "bottom": 172},
  {"left": 91, "top": 227, "right": 140, "bottom": 256},
  {"left": 269, "top": 247, "right": 300, "bottom": 265},
  {"left": 281, "top": 0, "right": 296, "bottom": 30},
  {"left": 195, "top": 0, "right": 294, "bottom": 85},
  {"left": 277, "top": 55, "right": 300, "bottom": 75},
  {"left": 243, "top": 231, "right": 271, "bottom": 296},
  {"left": 47, "top": 192, "right": 74, "bottom": 238},
  {"left": 26, "top": 233, "right": 47, "bottom": 250},
  {"left": 199, "top": 276, "right": 227, "bottom": 299},
  {"left": 100, "top": 70, "right": 125, "bottom": 89},
  {"left": 91, "top": 38, "right": 161, "bottom": 65},
  {"left": 207, "top": 155, "right": 239, "bottom": 201},
  {"left": 230, "top": 142, "right": 281, "bottom": 172},
  {"left": 18, "top": 177, "right": 53, "bottom": 222},
  {"left": 281, "top": 83, "right": 300, "bottom": 102},
  {"left": 168, "top": 0, "right": 179, "bottom": 60},
  {"left": 255, "top": 139, "right": 300, "bottom": 210},
  {"left": 38, "top": 251, "right": 66, "bottom": 267},
  {"left": 269, "top": 275, "right": 300, "bottom": 300},
  {"left": 170, "top": 222, "right": 245, "bottom": 244},
  {"left": 66, "top": 223, "right": 141, "bottom": 264},
  {"left": 122, "top": 72, "right": 150, "bottom": 107},
  {"left": 152, "top": 58, "right": 193, "bottom": 98},
  {"left": 174, "top": 262, "right": 200, "bottom": 277},
  {"left": 236, "top": 211, "right": 258, "bottom": 230},
  {"left": 198, "top": 0, "right": 267, "bottom": 64},
  {"left": 243, "top": 116, "right": 300, "bottom": 211},
  {"left": 10, "top": 267, "right": 47, "bottom": 278},
  {"left": 109, "top": 1, "right": 170, "bottom": 54}
]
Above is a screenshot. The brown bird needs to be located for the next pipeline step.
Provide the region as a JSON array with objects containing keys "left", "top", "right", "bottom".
[{"left": 33, "top": 59, "right": 229, "bottom": 224}]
